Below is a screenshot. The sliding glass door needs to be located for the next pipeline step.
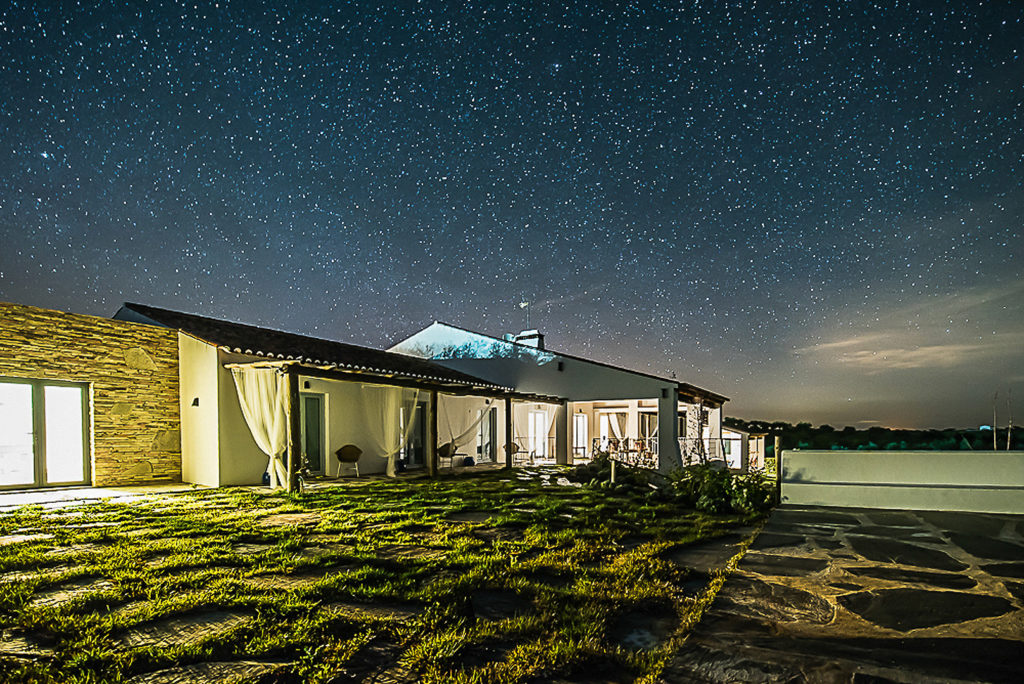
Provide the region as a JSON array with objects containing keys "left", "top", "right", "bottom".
[{"left": 0, "top": 378, "right": 89, "bottom": 489}]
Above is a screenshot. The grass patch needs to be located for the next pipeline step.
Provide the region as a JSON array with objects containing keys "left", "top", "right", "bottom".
[{"left": 0, "top": 467, "right": 764, "bottom": 682}]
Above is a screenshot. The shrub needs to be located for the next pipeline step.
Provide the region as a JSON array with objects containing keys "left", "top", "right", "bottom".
[
  {"left": 565, "top": 452, "right": 653, "bottom": 491},
  {"left": 670, "top": 465, "right": 776, "bottom": 515}
]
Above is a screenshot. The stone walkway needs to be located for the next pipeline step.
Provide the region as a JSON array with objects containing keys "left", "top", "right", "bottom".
[{"left": 664, "top": 505, "right": 1024, "bottom": 683}]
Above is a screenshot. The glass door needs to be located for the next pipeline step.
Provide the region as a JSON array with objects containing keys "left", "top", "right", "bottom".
[
  {"left": 1, "top": 379, "right": 89, "bottom": 489},
  {"left": 300, "top": 393, "right": 325, "bottom": 473},
  {"left": 528, "top": 410, "right": 548, "bottom": 458},
  {"left": 403, "top": 400, "right": 427, "bottom": 468},
  {"left": 477, "top": 407, "right": 497, "bottom": 462},
  {"left": 573, "top": 413, "right": 588, "bottom": 458},
  {"left": 0, "top": 382, "right": 35, "bottom": 487}
]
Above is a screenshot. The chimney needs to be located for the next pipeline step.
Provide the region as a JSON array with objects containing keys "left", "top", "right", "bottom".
[{"left": 514, "top": 329, "right": 544, "bottom": 350}]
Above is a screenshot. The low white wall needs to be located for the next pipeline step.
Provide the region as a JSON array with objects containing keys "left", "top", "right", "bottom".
[{"left": 781, "top": 450, "right": 1024, "bottom": 514}]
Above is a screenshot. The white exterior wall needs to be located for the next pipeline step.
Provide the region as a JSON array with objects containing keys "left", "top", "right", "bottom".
[
  {"left": 782, "top": 450, "right": 1024, "bottom": 513},
  {"left": 178, "top": 333, "right": 221, "bottom": 487},
  {"left": 178, "top": 343, "right": 278, "bottom": 487},
  {"left": 391, "top": 323, "right": 684, "bottom": 469},
  {"left": 303, "top": 377, "right": 390, "bottom": 476},
  {"left": 216, "top": 351, "right": 271, "bottom": 485},
  {"left": 438, "top": 394, "right": 494, "bottom": 460},
  {"left": 391, "top": 324, "right": 677, "bottom": 402},
  {"left": 658, "top": 388, "right": 681, "bottom": 472}
]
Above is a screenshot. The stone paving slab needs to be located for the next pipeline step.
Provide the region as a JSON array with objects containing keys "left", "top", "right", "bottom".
[
  {"left": 324, "top": 600, "right": 420, "bottom": 621},
  {"left": 662, "top": 532, "right": 748, "bottom": 575},
  {"left": 470, "top": 589, "right": 532, "bottom": 621},
  {"left": 376, "top": 543, "right": 448, "bottom": 561},
  {"left": 257, "top": 512, "right": 321, "bottom": 527},
  {"left": 116, "top": 610, "right": 253, "bottom": 649},
  {"left": 667, "top": 505, "right": 1024, "bottom": 683},
  {"left": 29, "top": 578, "right": 116, "bottom": 608},
  {"left": 0, "top": 533, "right": 54, "bottom": 546},
  {"left": 0, "top": 631, "right": 57, "bottom": 659},
  {"left": 125, "top": 660, "right": 286, "bottom": 683}
]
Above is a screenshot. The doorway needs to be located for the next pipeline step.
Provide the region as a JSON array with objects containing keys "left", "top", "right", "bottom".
[
  {"left": 299, "top": 393, "right": 326, "bottom": 473},
  {"left": 573, "top": 412, "right": 588, "bottom": 459},
  {"left": 0, "top": 378, "right": 90, "bottom": 489},
  {"left": 528, "top": 410, "right": 549, "bottom": 458},
  {"left": 477, "top": 406, "right": 497, "bottom": 462},
  {"left": 403, "top": 400, "right": 427, "bottom": 469}
]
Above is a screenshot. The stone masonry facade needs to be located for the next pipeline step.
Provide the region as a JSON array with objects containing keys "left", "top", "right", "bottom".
[{"left": 0, "top": 301, "right": 181, "bottom": 486}]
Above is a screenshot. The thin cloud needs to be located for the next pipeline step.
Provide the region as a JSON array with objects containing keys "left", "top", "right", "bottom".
[{"left": 795, "top": 281, "right": 1024, "bottom": 373}]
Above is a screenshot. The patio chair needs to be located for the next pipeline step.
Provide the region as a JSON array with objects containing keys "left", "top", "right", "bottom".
[
  {"left": 437, "top": 441, "right": 457, "bottom": 469},
  {"left": 335, "top": 444, "right": 363, "bottom": 477},
  {"left": 504, "top": 443, "right": 531, "bottom": 466}
]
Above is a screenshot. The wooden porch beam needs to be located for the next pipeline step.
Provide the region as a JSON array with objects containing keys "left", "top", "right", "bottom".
[
  {"left": 285, "top": 366, "right": 301, "bottom": 493},
  {"left": 504, "top": 397, "right": 514, "bottom": 469},
  {"left": 427, "top": 390, "right": 439, "bottom": 477}
]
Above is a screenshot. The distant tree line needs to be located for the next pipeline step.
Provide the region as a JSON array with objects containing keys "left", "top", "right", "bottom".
[{"left": 724, "top": 418, "right": 1023, "bottom": 453}]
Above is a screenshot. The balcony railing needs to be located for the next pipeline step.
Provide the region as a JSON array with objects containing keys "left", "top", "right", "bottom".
[
  {"left": 679, "top": 438, "right": 742, "bottom": 468},
  {"left": 591, "top": 437, "right": 659, "bottom": 469}
]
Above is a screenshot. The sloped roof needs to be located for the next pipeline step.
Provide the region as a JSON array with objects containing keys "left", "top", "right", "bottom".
[
  {"left": 115, "top": 303, "right": 512, "bottom": 391},
  {"left": 413, "top": 321, "right": 730, "bottom": 406}
]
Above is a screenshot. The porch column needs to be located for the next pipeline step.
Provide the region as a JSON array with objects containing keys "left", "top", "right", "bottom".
[
  {"left": 740, "top": 436, "right": 750, "bottom": 472},
  {"left": 554, "top": 400, "right": 569, "bottom": 465},
  {"left": 657, "top": 386, "right": 682, "bottom": 474},
  {"left": 707, "top": 405, "right": 723, "bottom": 462},
  {"left": 626, "top": 400, "right": 640, "bottom": 442},
  {"left": 284, "top": 366, "right": 301, "bottom": 492},
  {"left": 427, "top": 390, "right": 438, "bottom": 477},
  {"left": 504, "top": 397, "right": 513, "bottom": 469}
]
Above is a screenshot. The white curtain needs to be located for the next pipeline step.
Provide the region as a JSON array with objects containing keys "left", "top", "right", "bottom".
[
  {"left": 362, "top": 385, "right": 420, "bottom": 477},
  {"left": 230, "top": 367, "right": 288, "bottom": 488},
  {"left": 514, "top": 404, "right": 555, "bottom": 456},
  {"left": 609, "top": 412, "right": 627, "bottom": 439},
  {"left": 512, "top": 402, "right": 530, "bottom": 448},
  {"left": 439, "top": 395, "right": 492, "bottom": 449}
]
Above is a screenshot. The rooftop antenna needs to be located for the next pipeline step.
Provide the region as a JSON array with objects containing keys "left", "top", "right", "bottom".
[
  {"left": 1008, "top": 388, "right": 1014, "bottom": 451},
  {"left": 993, "top": 391, "right": 999, "bottom": 451},
  {"left": 519, "top": 301, "right": 530, "bottom": 329}
]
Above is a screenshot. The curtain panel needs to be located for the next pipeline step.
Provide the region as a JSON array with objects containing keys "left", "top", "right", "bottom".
[
  {"left": 230, "top": 367, "right": 288, "bottom": 488},
  {"left": 439, "top": 395, "right": 492, "bottom": 449},
  {"left": 361, "top": 385, "right": 420, "bottom": 477}
]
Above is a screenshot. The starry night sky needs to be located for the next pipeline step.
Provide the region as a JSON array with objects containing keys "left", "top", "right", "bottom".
[{"left": 1, "top": 1, "right": 1021, "bottom": 429}]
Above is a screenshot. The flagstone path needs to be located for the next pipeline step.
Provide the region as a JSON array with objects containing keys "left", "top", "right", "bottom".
[{"left": 664, "top": 505, "right": 1024, "bottom": 683}]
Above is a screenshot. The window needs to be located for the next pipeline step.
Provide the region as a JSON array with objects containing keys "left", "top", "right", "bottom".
[
  {"left": 572, "top": 413, "right": 587, "bottom": 456},
  {"left": 528, "top": 410, "right": 548, "bottom": 457},
  {"left": 639, "top": 412, "right": 658, "bottom": 440},
  {"left": 0, "top": 378, "right": 89, "bottom": 489}
]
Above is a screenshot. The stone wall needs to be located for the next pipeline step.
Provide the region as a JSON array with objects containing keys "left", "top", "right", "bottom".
[{"left": 0, "top": 301, "right": 181, "bottom": 486}]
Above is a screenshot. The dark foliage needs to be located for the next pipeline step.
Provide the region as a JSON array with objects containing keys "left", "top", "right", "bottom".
[
  {"left": 669, "top": 465, "right": 776, "bottom": 515},
  {"left": 725, "top": 418, "right": 1023, "bottom": 454}
]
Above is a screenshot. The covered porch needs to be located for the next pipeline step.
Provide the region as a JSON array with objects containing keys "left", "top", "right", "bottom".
[{"left": 218, "top": 358, "right": 560, "bottom": 492}]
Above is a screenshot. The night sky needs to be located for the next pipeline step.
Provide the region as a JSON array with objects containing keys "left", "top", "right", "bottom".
[{"left": 1, "top": 2, "right": 1021, "bottom": 429}]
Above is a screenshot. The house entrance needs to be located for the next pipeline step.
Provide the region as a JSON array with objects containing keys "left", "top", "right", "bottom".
[
  {"left": 573, "top": 412, "right": 588, "bottom": 459},
  {"left": 403, "top": 400, "right": 427, "bottom": 469},
  {"left": 477, "top": 406, "right": 497, "bottom": 462},
  {"left": 299, "top": 393, "right": 326, "bottom": 473},
  {"left": 0, "top": 378, "right": 90, "bottom": 489}
]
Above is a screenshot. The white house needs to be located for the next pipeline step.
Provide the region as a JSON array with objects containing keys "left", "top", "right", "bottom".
[
  {"left": 717, "top": 426, "right": 767, "bottom": 471},
  {"left": 114, "top": 304, "right": 558, "bottom": 490},
  {"left": 0, "top": 300, "right": 733, "bottom": 493},
  {"left": 389, "top": 322, "right": 729, "bottom": 473}
]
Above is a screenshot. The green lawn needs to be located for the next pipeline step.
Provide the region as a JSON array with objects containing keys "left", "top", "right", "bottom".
[{"left": 0, "top": 467, "right": 760, "bottom": 683}]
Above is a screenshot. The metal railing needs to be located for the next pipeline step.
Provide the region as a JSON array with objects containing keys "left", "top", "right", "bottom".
[
  {"left": 592, "top": 437, "right": 659, "bottom": 469},
  {"left": 678, "top": 438, "right": 743, "bottom": 468}
]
